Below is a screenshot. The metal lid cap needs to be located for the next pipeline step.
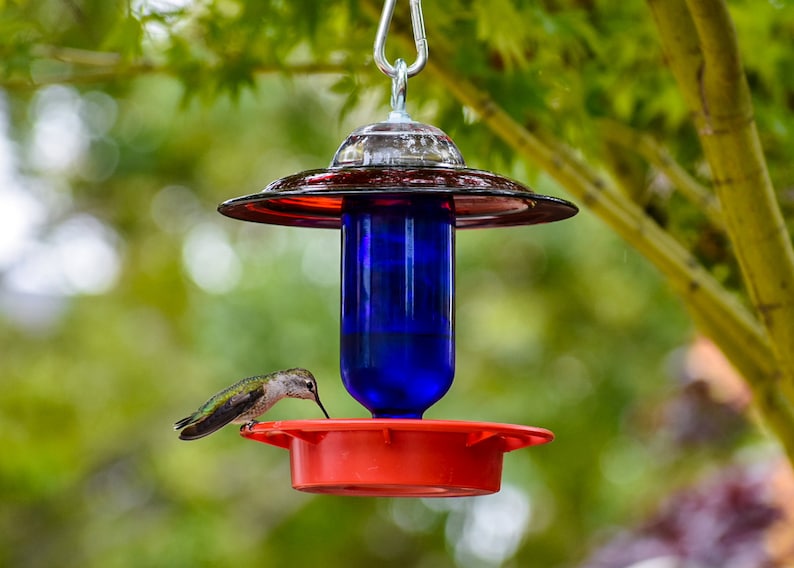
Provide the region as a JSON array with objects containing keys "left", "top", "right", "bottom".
[{"left": 331, "top": 120, "right": 465, "bottom": 168}]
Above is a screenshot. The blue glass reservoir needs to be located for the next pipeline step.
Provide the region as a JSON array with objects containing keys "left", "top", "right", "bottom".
[{"left": 341, "top": 195, "right": 455, "bottom": 418}]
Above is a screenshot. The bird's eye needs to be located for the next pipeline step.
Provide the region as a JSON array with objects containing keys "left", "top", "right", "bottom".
[{"left": 305, "top": 380, "right": 314, "bottom": 391}]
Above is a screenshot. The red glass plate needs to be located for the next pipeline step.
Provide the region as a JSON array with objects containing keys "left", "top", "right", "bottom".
[{"left": 218, "top": 167, "right": 577, "bottom": 229}]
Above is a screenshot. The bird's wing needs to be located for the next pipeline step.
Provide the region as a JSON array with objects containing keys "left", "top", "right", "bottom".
[{"left": 178, "top": 390, "right": 262, "bottom": 441}]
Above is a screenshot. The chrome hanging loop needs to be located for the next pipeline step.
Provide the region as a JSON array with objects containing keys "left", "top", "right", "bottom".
[{"left": 374, "top": 0, "right": 428, "bottom": 79}]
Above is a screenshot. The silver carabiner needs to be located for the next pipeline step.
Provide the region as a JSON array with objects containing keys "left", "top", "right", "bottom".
[{"left": 373, "top": 0, "right": 428, "bottom": 79}]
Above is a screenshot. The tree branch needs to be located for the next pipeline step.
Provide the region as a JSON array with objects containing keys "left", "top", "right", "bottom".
[
  {"left": 649, "top": 0, "right": 794, "bottom": 405},
  {"left": 427, "top": 59, "right": 794, "bottom": 458}
]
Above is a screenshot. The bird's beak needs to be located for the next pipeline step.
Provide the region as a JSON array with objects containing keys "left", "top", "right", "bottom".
[{"left": 314, "top": 394, "right": 330, "bottom": 419}]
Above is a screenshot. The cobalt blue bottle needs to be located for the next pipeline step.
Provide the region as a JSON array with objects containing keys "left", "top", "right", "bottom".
[{"left": 341, "top": 195, "right": 455, "bottom": 418}]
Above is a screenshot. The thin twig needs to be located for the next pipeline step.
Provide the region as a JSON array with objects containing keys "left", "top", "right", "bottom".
[
  {"left": 599, "top": 118, "right": 724, "bottom": 230},
  {"left": 0, "top": 56, "right": 349, "bottom": 90}
]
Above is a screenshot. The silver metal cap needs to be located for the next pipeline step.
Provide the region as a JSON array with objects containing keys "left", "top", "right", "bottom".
[{"left": 331, "top": 120, "right": 465, "bottom": 168}]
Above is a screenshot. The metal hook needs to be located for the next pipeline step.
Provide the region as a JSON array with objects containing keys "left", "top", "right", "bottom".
[
  {"left": 374, "top": 0, "right": 428, "bottom": 79},
  {"left": 389, "top": 58, "right": 410, "bottom": 121}
]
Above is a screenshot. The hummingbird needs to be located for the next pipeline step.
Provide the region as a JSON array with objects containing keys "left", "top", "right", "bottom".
[{"left": 174, "top": 368, "right": 330, "bottom": 440}]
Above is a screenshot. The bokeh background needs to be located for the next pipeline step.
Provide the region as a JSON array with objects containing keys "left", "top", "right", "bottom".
[{"left": 2, "top": 1, "right": 794, "bottom": 567}]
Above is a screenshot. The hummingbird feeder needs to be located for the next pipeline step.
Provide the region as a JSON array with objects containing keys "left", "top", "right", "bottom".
[{"left": 219, "top": 0, "right": 577, "bottom": 497}]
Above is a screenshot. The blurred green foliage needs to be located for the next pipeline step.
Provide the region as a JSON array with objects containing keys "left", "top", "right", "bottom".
[{"left": 1, "top": 1, "right": 791, "bottom": 567}]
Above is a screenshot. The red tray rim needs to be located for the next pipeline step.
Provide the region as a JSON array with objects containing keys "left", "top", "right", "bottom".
[
  {"left": 248, "top": 418, "right": 551, "bottom": 435},
  {"left": 241, "top": 418, "right": 554, "bottom": 452}
]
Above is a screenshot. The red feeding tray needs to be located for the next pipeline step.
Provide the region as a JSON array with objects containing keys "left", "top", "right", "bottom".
[{"left": 241, "top": 419, "right": 553, "bottom": 497}]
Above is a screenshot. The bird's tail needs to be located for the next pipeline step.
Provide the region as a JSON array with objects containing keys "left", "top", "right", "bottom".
[{"left": 173, "top": 414, "right": 195, "bottom": 430}]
